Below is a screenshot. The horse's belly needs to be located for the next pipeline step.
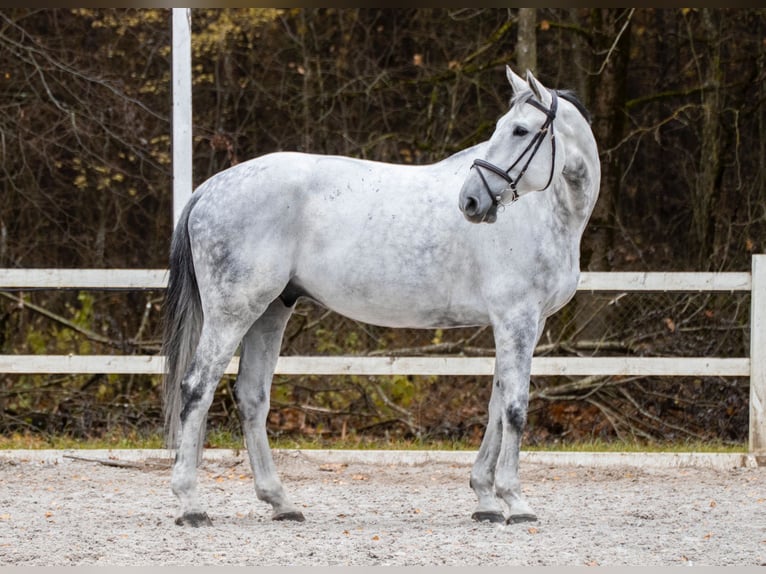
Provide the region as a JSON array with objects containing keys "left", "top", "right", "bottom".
[
  {"left": 331, "top": 300, "right": 489, "bottom": 330},
  {"left": 295, "top": 274, "right": 489, "bottom": 330},
  {"left": 294, "top": 200, "right": 488, "bottom": 328}
]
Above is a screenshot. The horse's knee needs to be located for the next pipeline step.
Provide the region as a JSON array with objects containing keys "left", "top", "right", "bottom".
[{"left": 504, "top": 402, "right": 527, "bottom": 435}]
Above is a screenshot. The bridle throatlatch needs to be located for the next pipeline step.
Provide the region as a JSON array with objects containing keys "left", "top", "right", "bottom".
[{"left": 471, "top": 89, "right": 558, "bottom": 212}]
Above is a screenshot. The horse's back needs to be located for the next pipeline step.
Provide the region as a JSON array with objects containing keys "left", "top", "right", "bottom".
[
  {"left": 184, "top": 151, "right": 493, "bottom": 327},
  {"left": 290, "top": 154, "right": 491, "bottom": 327},
  {"left": 190, "top": 151, "right": 460, "bottom": 218},
  {"left": 184, "top": 147, "right": 582, "bottom": 328}
]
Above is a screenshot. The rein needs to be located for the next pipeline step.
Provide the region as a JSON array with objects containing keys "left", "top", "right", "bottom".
[{"left": 471, "top": 90, "right": 558, "bottom": 212}]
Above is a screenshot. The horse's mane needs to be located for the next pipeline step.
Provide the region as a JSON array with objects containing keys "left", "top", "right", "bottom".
[
  {"left": 510, "top": 88, "right": 592, "bottom": 125},
  {"left": 555, "top": 90, "right": 591, "bottom": 125}
]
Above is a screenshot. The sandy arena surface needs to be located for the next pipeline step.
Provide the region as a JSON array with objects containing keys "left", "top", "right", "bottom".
[{"left": 0, "top": 449, "right": 763, "bottom": 566}]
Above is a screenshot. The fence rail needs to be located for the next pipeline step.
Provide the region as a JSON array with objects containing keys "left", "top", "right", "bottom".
[
  {"left": 0, "top": 268, "right": 753, "bottom": 291},
  {"left": 0, "top": 355, "right": 752, "bottom": 378},
  {"left": 1, "top": 258, "right": 765, "bottom": 454}
]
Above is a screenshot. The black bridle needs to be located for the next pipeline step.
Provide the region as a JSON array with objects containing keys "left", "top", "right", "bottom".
[{"left": 471, "top": 90, "right": 558, "bottom": 213}]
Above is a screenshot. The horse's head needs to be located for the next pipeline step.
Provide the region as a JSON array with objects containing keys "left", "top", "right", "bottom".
[{"left": 459, "top": 67, "right": 566, "bottom": 224}]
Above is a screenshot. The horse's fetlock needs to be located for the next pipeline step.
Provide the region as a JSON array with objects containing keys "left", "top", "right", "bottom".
[
  {"left": 171, "top": 474, "right": 194, "bottom": 498},
  {"left": 255, "top": 482, "right": 284, "bottom": 504},
  {"left": 494, "top": 477, "right": 520, "bottom": 501},
  {"left": 469, "top": 472, "right": 493, "bottom": 494}
]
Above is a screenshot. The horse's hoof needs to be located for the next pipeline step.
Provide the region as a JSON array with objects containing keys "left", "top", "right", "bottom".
[
  {"left": 471, "top": 511, "right": 506, "bottom": 524},
  {"left": 506, "top": 513, "right": 538, "bottom": 525},
  {"left": 272, "top": 510, "right": 305, "bottom": 522},
  {"left": 175, "top": 511, "right": 213, "bottom": 527}
]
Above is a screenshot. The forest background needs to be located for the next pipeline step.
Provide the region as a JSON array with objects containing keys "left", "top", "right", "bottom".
[{"left": 1, "top": 8, "right": 764, "bottom": 448}]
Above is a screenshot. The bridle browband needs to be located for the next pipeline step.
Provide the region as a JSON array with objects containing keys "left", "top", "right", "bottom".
[{"left": 471, "top": 89, "right": 558, "bottom": 212}]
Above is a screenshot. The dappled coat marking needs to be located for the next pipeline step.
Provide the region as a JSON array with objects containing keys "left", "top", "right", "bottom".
[{"left": 162, "top": 67, "right": 600, "bottom": 527}]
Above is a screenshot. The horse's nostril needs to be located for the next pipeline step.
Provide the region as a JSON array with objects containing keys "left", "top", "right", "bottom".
[{"left": 463, "top": 196, "right": 479, "bottom": 216}]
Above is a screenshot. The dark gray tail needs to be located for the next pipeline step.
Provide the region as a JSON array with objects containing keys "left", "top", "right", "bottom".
[{"left": 162, "top": 193, "right": 204, "bottom": 449}]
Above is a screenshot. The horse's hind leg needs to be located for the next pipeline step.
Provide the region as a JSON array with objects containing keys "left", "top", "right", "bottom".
[
  {"left": 234, "top": 299, "right": 305, "bottom": 521},
  {"left": 171, "top": 313, "right": 256, "bottom": 527}
]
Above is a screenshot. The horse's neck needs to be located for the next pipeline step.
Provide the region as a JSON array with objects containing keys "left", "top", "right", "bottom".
[
  {"left": 557, "top": 140, "right": 600, "bottom": 219},
  {"left": 441, "top": 141, "right": 597, "bottom": 234},
  {"left": 438, "top": 142, "right": 488, "bottom": 171}
]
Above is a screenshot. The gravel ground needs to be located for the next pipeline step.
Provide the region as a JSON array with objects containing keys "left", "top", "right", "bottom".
[{"left": 0, "top": 450, "right": 763, "bottom": 566}]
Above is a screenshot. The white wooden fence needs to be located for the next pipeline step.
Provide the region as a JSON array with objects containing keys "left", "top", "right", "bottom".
[
  {"left": 1, "top": 258, "right": 764, "bottom": 454},
  {"left": 4, "top": 11, "right": 762, "bottom": 459}
]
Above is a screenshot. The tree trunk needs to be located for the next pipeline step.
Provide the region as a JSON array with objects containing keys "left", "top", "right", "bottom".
[
  {"left": 573, "top": 9, "right": 632, "bottom": 350},
  {"left": 583, "top": 8, "right": 632, "bottom": 272},
  {"left": 693, "top": 8, "right": 723, "bottom": 267},
  {"left": 759, "top": 11, "right": 766, "bottom": 214},
  {"left": 516, "top": 8, "right": 537, "bottom": 74}
]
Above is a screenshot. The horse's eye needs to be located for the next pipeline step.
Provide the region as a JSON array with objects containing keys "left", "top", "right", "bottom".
[{"left": 513, "top": 126, "right": 529, "bottom": 137}]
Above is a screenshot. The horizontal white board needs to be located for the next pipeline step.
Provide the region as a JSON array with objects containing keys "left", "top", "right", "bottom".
[
  {"left": 0, "top": 269, "right": 752, "bottom": 292},
  {"left": 578, "top": 272, "right": 751, "bottom": 292},
  {"left": 0, "top": 355, "right": 750, "bottom": 377},
  {"left": 0, "top": 269, "right": 168, "bottom": 289}
]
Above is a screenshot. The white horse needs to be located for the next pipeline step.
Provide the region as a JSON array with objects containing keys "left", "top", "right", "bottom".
[{"left": 162, "top": 67, "right": 600, "bottom": 526}]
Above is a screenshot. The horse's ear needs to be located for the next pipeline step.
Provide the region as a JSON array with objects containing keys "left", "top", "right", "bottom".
[
  {"left": 506, "top": 65, "right": 527, "bottom": 96},
  {"left": 526, "top": 70, "right": 552, "bottom": 106}
]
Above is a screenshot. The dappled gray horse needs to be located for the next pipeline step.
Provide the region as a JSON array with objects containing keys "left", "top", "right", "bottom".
[{"left": 163, "top": 67, "right": 600, "bottom": 526}]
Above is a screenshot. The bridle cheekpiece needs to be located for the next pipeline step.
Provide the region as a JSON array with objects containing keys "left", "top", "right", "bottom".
[{"left": 471, "top": 89, "right": 559, "bottom": 212}]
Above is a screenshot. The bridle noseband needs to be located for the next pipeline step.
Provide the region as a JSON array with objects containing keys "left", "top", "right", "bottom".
[{"left": 471, "top": 90, "right": 558, "bottom": 213}]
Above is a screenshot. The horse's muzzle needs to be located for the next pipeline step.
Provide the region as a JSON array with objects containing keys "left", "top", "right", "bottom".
[{"left": 459, "top": 189, "right": 497, "bottom": 224}]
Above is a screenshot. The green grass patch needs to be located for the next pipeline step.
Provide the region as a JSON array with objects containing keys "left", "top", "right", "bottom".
[
  {"left": 523, "top": 438, "right": 746, "bottom": 454},
  {"left": 0, "top": 430, "right": 165, "bottom": 450},
  {"left": 0, "top": 430, "right": 746, "bottom": 453}
]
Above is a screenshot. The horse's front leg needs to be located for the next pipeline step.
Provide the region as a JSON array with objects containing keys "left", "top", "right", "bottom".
[
  {"left": 470, "top": 389, "right": 505, "bottom": 523},
  {"left": 475, "top": 309, "right": 539, "bottom": 524}
]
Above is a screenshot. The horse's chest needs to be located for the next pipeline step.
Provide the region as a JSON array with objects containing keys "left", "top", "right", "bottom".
[
  {"left": 543, "top": 271, "right": 578, "bottom": 317},
  {"left": 536, "top": 250, "right": 579, "bottom": 317}
]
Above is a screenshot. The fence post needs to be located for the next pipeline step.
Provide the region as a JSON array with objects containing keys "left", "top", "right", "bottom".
[
  {"left": 749, "top": 254, "right": 766, "bottom": 455},
  {"left": 171, "top": 8, "right": 193, "bottom": 228}
]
